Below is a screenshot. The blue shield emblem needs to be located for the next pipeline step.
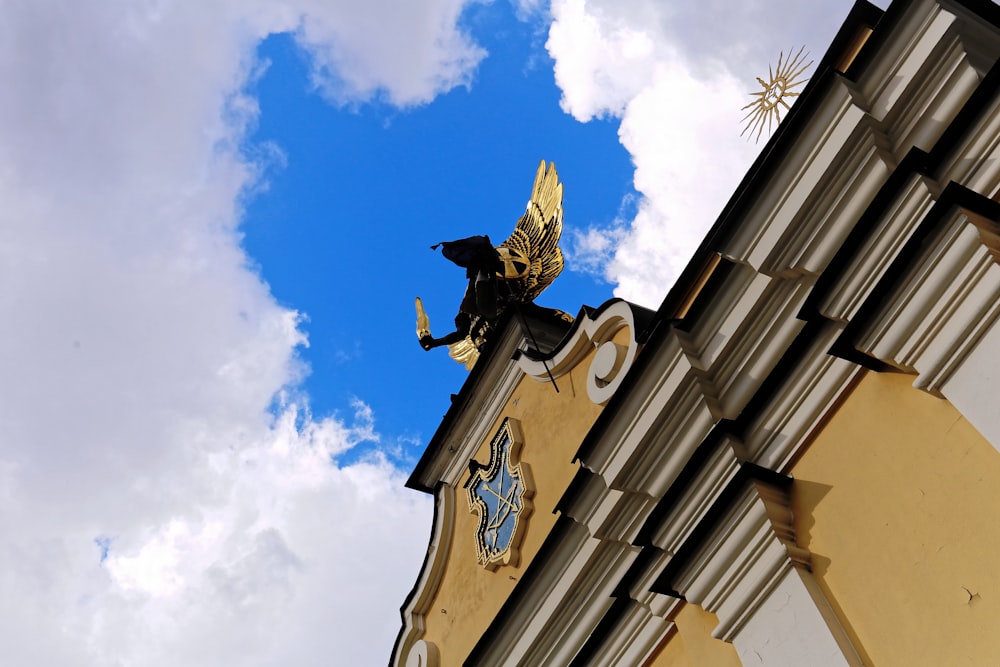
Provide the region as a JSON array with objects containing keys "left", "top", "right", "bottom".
[{"left": 466, "top": 418, "right": 533, "bottom": 569}]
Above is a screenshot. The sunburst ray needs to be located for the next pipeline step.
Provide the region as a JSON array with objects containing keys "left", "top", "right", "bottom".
[{"left": 741, "top": 46, "right": 814, "bottom": 143}]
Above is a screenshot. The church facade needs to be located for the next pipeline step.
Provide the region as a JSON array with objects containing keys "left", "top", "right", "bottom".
[{"left": 393, "top": 0, "right": 1000, "bottom": 664}]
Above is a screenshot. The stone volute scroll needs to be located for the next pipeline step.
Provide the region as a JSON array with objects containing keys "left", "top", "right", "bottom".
[{"left": 516, "top": 299, "right": 642, "bottom": 405}]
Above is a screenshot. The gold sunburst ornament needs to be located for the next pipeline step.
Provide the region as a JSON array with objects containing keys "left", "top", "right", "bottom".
[{"left": 741, "top": 46, "right": 813, "bottom": 143}]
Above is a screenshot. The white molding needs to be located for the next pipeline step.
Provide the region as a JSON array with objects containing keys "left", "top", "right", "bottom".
[
  {"left": 740, "top": 323, "right": 863, "bottom": 472},
  {"left": 403, "top": 640, "right": 439, "bottom": 667},
  {"left": 944, "top": 0, "right": 1000, "bottom": 74},
  {"left": 583, "top": 331, "right": 701, "bottom": 487},
  {"left": 598, "top": 362, "right": 715, "bottom": 499},
  {"left": 674, "top": 484, "right": 807, "bottom": 632},
  {"left": 673, "top": 482, "right": 862, "bottom": 666},
  {"left": 630, "top": 565, "right": 685, "bottom": 621},
  {"left": 651, "top": 439, "right": 741, "bottom": 556},
  {"left": 699, "top": 278, "right": 812, "bottom": 421},
  {"left": 514, "top": 539, "right": 639, "bottom": 666},
  {"left": 857, "top": 207, "right": 1000, "bottom": 385},
  {"left": 858, "top": 1, "right": 957, "bottom": 123},
  {"left": 884, "top": 29, "right": 980, "bottom": 156},
  {"left": 470, "top": 520, "right": 642, "bottom": 666},
  {"left": 562, "top": 470, "right": 657, "bottom": 545},
  {"left": 516, "top": 300, "right": 641, "bottom": 405},
  {"left": 726, "top": 80, "right": 874, "bottom": 272},
  {"left": 587, "top": 599, "right": 674, "bottom": 667},
  {"left": 680, "top": 263, "right": 761, "bottom": 371},
  {"left": 936, "top": 87, "right": 1000, "bottom": 195},
  {"left": 761, "top": 119, "right": 893, "bottom": 278},
  {"left": 611, "top": 372, "right": 716, "bottom": 499},
  {"left": 393, "top": 487, "right": 455, "bottom": 667},
  {"left": 821, "top": 174, "right": 937, "bottom": 323}
]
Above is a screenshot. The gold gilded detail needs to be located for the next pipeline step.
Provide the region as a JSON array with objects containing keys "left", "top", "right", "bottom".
[
  {"left": 415, "top": 297, "right": 430, "bottom": 339},
  {"left": 741, "top": 46, "right": 813, "bottom": 143},
  {"left": 415, "top": 160, "right": 566, "bottom": 370},
  {"left": 447, "top": 336, "right": 480, "bottom": 370},
  {"left": 497, "top": 159, "right": 566, "bottom": 304}
]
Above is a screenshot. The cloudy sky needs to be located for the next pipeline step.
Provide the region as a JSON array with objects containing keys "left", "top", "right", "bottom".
[{"left": 0, "top": 0, "right": 872, "bottom": 664}]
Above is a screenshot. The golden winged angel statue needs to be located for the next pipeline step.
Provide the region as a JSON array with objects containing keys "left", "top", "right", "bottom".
[{"left": 416, "top": 159, "right": 567, "bottom": 369}]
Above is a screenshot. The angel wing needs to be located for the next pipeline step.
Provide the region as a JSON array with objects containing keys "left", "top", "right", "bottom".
[{"left": 497, "top": 160, "right": 565, "bottom": 304}]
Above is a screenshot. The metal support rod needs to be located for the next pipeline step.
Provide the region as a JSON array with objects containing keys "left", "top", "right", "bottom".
[{"left": 511, "top": 301, "right": 559, "bottom": 394}]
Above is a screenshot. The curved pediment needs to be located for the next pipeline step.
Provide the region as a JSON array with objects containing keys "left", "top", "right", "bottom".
[
  {"left": 392, "top": 300, "right": 643, "bottom": 666},
  {"left": 517, "top": 299, "right": 651, "bottom": 405}
]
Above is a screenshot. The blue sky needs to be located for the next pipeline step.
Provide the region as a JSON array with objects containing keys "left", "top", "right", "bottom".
[
  {"left": 0, "top": 0, "right": 869, "bottom": 664},
  {"left": 242, "top": 17, "right": 633, "bottom": 464}
]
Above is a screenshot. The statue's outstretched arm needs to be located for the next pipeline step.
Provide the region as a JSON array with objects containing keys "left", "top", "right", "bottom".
[
  {"left": 415, "top": 297, "right": 472, "bottom": 351},
  {"left": 419, "top": 329, "right": 466, "bottom": 350}
]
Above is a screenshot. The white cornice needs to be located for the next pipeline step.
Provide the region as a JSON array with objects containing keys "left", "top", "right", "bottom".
[
  {"left": 858, "top": 205, "right": 1000, "bottom": 391},
  {"left": 699, "top": 277, "right": 811, "bottom": 421},
  {"left": 470, "top": 520, "right": 641, "bottom": 666},
  {"left": 515, "top": 540, "right": 639, "bottom": 666},
  {"left": 821, "top": 174, "right": 937, "bottom": 323},
  {"left": 740, "top": 323, "right": 864, "bottom": 472},
  {"left": 859, "top": 1, "right": 957, "bottom": 122},
  {"left": 671, "top": 482, "right": 808, "bottom": 639},
  {"left": 726, "top": 79, "right": 869, "bottom": 272},
  {"left": 936, "top": 89, "right": 1000, "bottom": 193},
  {"left": 583, "top": 330, "right": 717, "bottom": 500},
  {"left": 586, "top": 599, "right": 675, "bottom": 667},
  {"left": 651, "top": 439, "right": 742, "bottom": 556},
  {"left": 561, "top": 470, "right": 656, "bottom": 545},
  {"left": 885, "top": 30, "right": 978, "bottom": 155},
  {"left": 761, "top": 119, "right": 893, "bottom": 277}
]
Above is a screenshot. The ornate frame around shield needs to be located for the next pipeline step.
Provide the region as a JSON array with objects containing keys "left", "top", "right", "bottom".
[{"left": 465, "top": 418, "right": 534, "bottom": 570}]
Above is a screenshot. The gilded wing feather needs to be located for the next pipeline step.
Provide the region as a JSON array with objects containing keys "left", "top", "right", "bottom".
[
  {"left": 447, "top": 337, "right": 479, "bottom": 370},
  {"left": 498, "top": 160, "right": 565, "bottom": 303}
]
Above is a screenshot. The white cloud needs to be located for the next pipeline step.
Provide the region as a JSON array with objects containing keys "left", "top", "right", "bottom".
[
  {"left": 0, "top": 0, "right": 481, "bottom": 664},
  {"left": 546, "top": 0, "right": 659, "bottom": 120},
  {"left": 0, "top": 0, "right": 879, "bottom": 661},
  {"left": 545, "top": 0, "right": 867, "bottom": 306},
  {"left": 83, "top": 415, "right": 427, "bottom": 666},
  {"left": 295, "top": 0, "right": 486, "bottom": 106}
]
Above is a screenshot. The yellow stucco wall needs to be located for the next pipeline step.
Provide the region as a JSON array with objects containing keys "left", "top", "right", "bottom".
[
  {"left": 792, "top": 370, "right": 1000, "bottom": 666},
  {"left": 419, "top": 339, "right": 612, "bottom": 665},
  {"left": 643, "top": 603, "right": 742, "bottom": 667}
]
